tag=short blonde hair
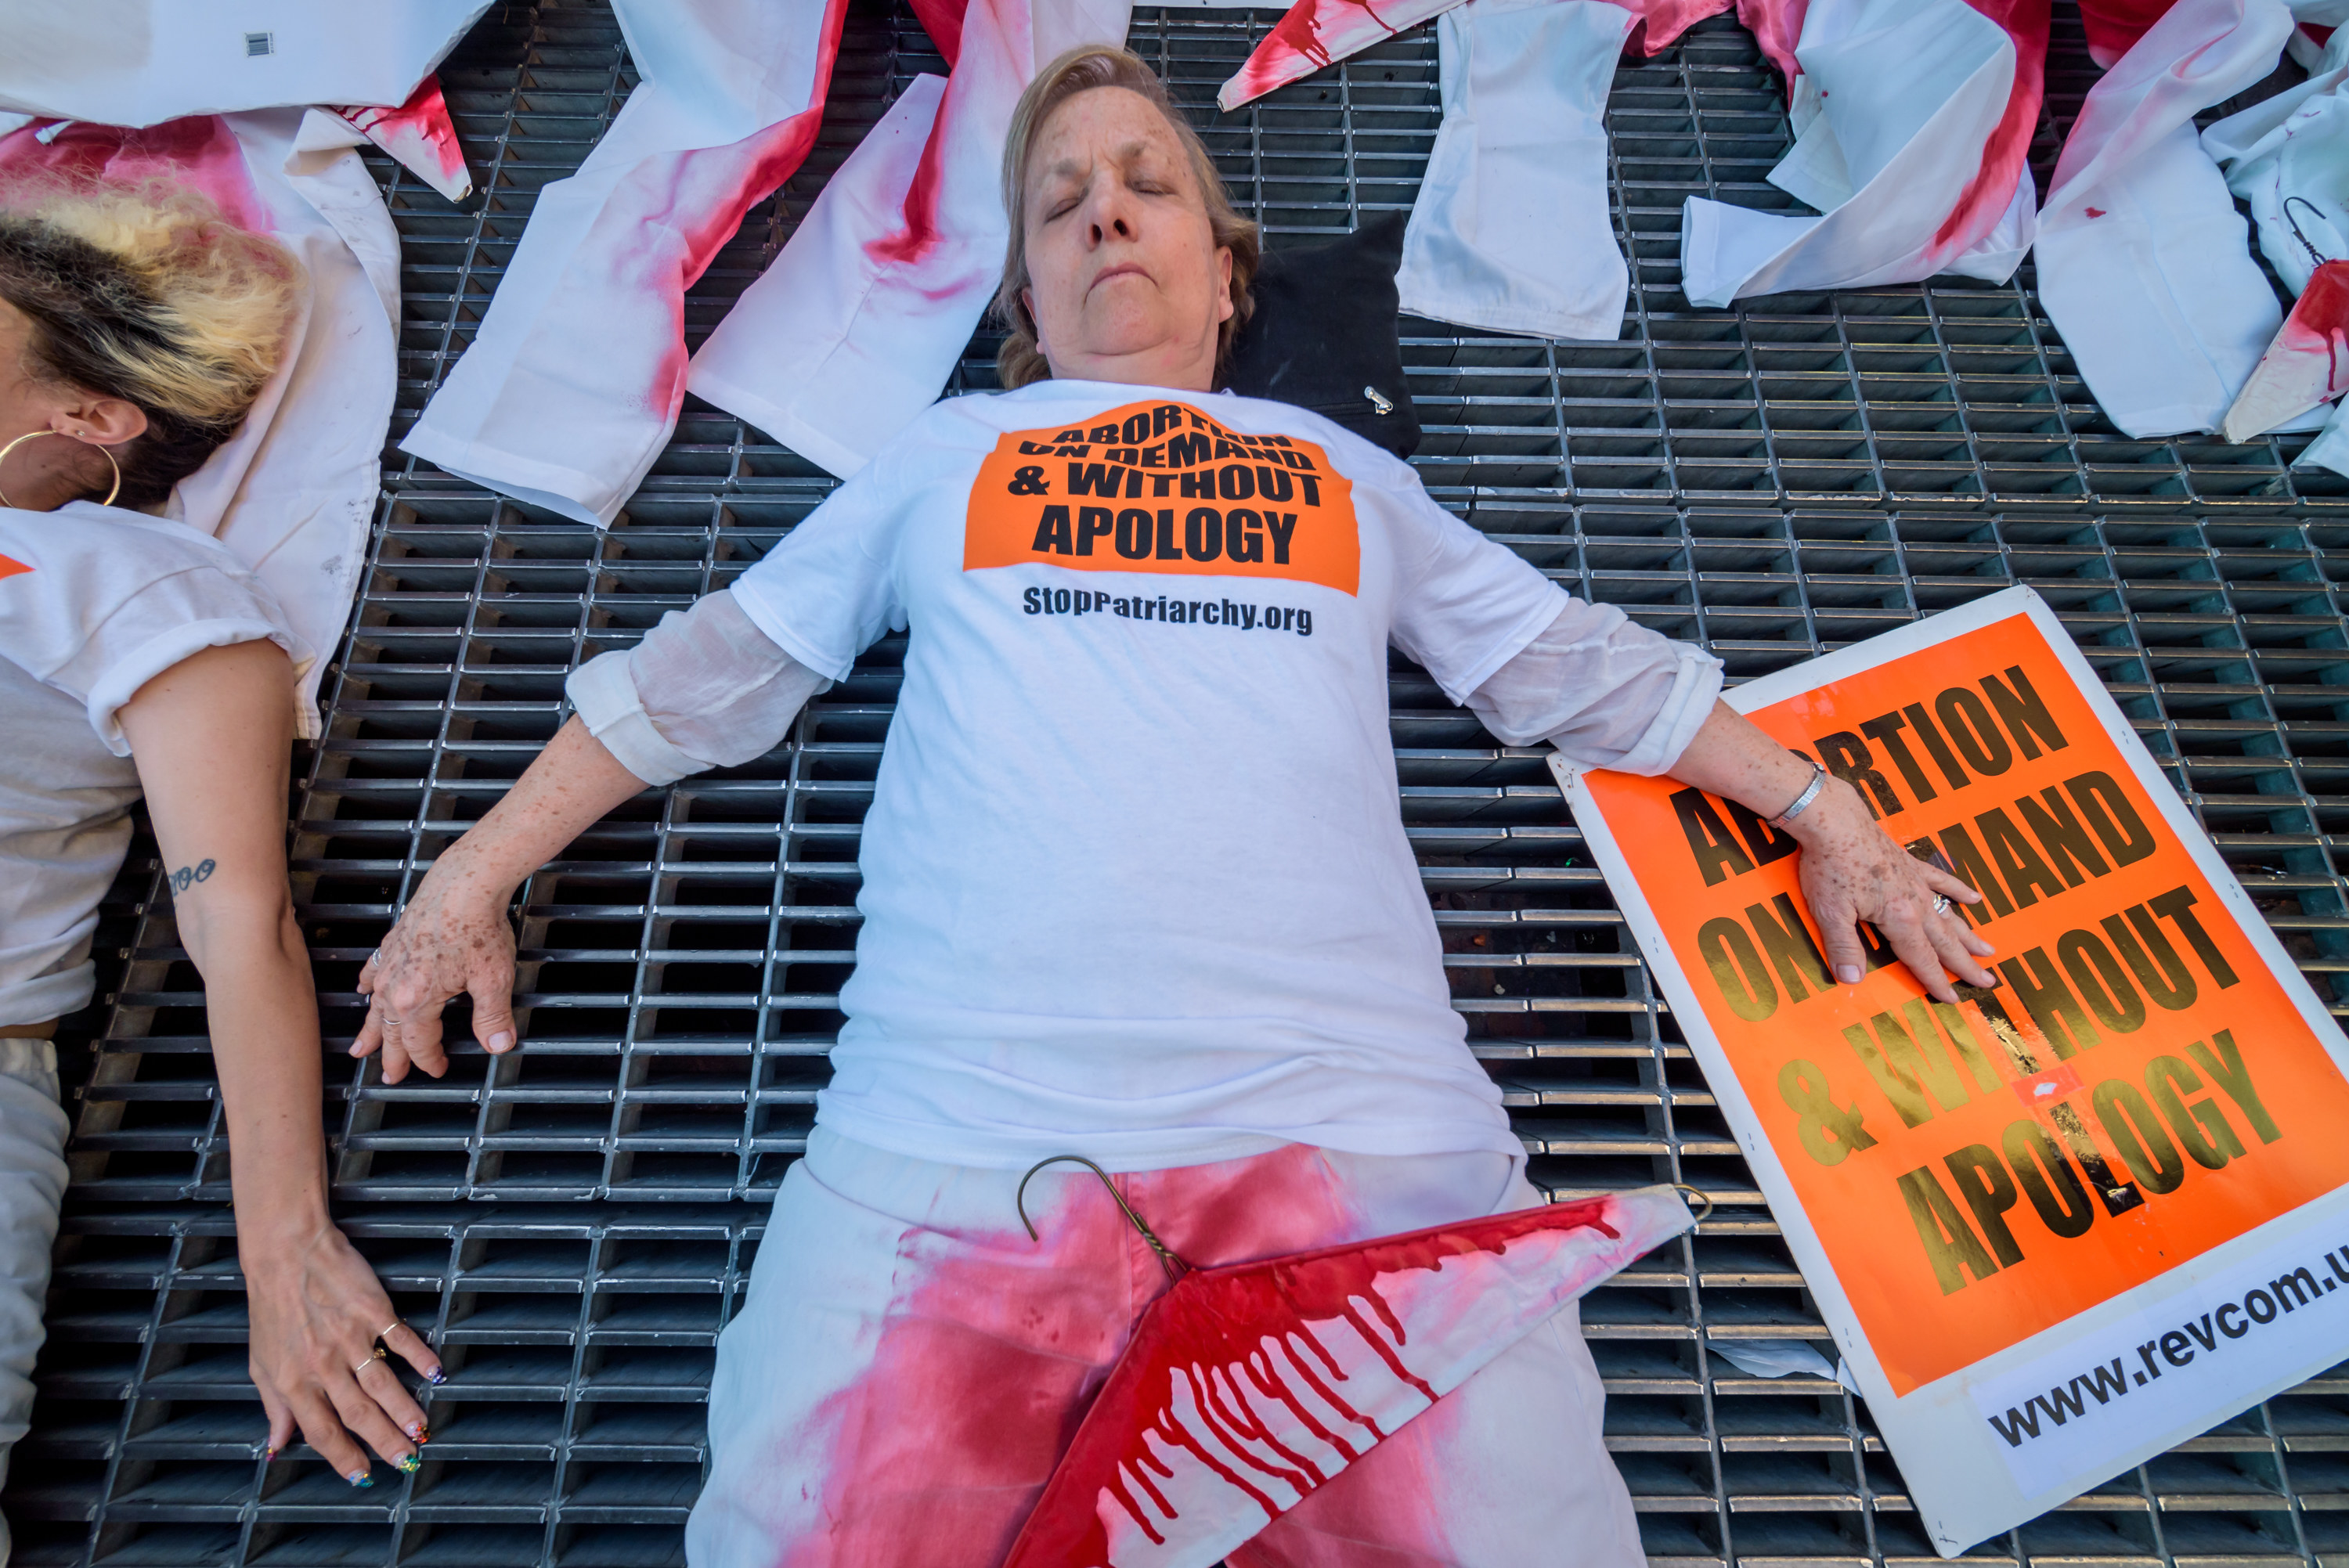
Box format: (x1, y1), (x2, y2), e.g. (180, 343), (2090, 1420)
(994, 45), (1259, 391)
(0, 177), (301, 507)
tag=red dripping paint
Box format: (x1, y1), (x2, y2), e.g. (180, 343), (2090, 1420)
(332, 74), (470, 201)
(2284, 260), (2349, 381)
(911, 0), (971, 66)
(1929, 0), (2050, 261)
(0, 115), (269, 233)
(612, 0), (853, 422)
(867, 124), (946, 268)
(1737, 0), (1807, 92)
(1219, 0), (1419, 111)
(1001, 1197), (1627, 1568)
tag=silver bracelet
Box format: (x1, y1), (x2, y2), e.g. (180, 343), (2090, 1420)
(1772, 760), (1828, 827)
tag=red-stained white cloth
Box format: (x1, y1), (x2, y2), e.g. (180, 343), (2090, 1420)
(2204, 24), (2349, 453)
(1219, 0), (1733, 111)
(687, 1127), (1667, 1568)
(684, 0), (1133, 478)
(0, 110), (403, 734)
(1678, 0), (2048, 307)
(400, 0), (853, 524)
(2033, 0), (2296, 438)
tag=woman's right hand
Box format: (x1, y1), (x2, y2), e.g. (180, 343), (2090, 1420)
(355, 863), (521, 1083)
(246, 1217), (442, 1482)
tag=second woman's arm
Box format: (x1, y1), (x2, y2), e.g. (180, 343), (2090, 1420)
(121, 640), (441, 1484)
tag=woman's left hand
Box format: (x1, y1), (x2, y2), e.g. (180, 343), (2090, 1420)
(244, 1219), (443, 1484)
(1784, 775), (1999, 1004)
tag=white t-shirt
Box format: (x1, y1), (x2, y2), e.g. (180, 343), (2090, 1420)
(0, 504), (309, 1028)
(731, 380), (1644, 1171)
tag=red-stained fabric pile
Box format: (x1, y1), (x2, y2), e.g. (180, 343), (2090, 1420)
(1001, 1184), (1694, 1568)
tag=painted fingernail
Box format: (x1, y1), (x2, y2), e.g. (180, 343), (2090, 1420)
(262, 1445), (277, 1462)
(396, 1453), (421, 1475)
(417, 1426), (431, 1444)
(348, 1470), (374, 1488)
(488, 1031), (514, 1052)
(1837, 965), (1862, 985)
(405, 1422), (423, 1440)
(427, 1367), (446, 1386)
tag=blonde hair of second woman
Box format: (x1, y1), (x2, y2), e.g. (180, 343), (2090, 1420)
(0, 175), (300, 509)
(992, 45), (1261, 391)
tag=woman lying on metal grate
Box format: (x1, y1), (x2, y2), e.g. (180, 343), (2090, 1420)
(357, 45), (1994, 1568)
(0, 175), (439, 1519)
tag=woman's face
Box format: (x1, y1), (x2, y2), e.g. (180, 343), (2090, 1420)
(1019, 86), (1233, 392)
(0, 297), (143, 510)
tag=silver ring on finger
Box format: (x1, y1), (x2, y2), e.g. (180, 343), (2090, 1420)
(381, 1014), (402, 1026)
(1930, 893), (1953, 916)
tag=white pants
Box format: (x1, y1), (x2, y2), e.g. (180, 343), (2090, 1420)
(0, 1040), (70, 1568)
(687, 1127), (1649, 1568)
(400, 0), (850, 524)
(685, 0), (1132, 479)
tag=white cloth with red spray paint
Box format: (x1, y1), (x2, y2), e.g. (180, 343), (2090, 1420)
(0, 110), (404, 735)
(688, 1126), (1672, 1567)
(684, 0), (1134, 479)
(2203, 25), (2349, 460)
(1217, 0), (1735, 110)
(2033, 0), (2297, 438)
(399, 0), (853, 524)
(1678, 0), (2047, 307)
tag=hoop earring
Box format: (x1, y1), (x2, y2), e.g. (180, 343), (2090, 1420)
(0, 429), (124, 510)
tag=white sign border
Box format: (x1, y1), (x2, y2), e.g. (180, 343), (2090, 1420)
(1551, 583), (2349, 1554)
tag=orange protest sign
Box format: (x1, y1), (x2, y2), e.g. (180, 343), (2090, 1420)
(1581, 609), (2349, 1392)
(963, 398), (1359, 594)
(1560, 589), (2349, 1554)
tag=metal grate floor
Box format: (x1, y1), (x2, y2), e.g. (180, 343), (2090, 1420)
(16, 2), (2349, 1563)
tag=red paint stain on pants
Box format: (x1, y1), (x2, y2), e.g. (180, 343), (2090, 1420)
(774, 1143), (1448, 1567)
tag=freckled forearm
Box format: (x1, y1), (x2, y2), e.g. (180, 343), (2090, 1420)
(427, 717), (647, 899)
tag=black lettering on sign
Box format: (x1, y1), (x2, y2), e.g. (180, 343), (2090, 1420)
(1898, 1166), (2003, 1293)
(1674, 789), (1756, 887)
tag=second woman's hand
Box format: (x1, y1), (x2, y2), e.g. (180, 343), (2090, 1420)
(244, 1215), (442, 1483)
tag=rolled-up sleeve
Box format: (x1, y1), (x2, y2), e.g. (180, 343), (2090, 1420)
(1464, 600), (1723, 775)
(566, 589), (828, 785)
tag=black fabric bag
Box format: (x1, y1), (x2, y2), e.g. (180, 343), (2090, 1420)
(1222, 211), (1420, 459)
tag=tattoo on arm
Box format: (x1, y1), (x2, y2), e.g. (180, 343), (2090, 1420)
(168, 859), (217, 894)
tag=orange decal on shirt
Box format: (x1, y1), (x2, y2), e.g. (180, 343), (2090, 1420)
(964, 399), (1359, 594)
(0, 553), (27, 582)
